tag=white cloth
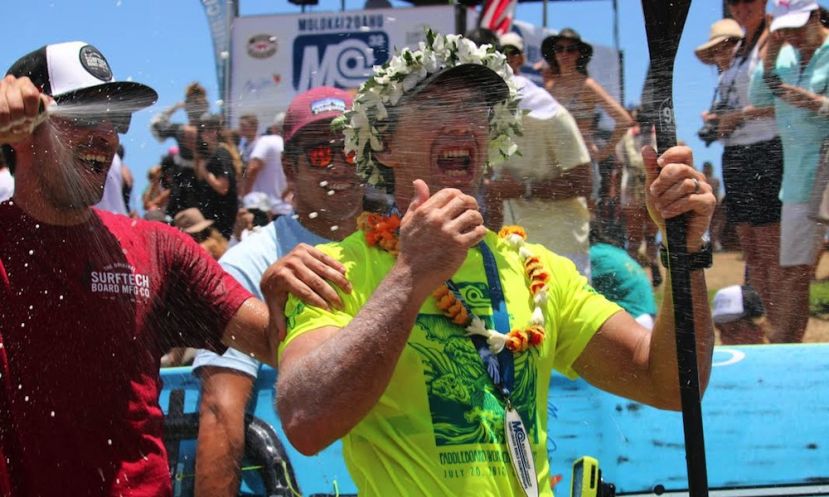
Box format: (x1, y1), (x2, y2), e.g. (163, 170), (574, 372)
(780, 202), (826, 266)
(494, 94), (592, 277)
(718, 41), (779, 147)
(0, 168), (14, 202)
(248, 135), (292, 216)
(512, 74), (561, 119)
(94, 154), (127, 215)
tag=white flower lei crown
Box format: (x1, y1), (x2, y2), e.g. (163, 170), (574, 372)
(331, 28), (523, 186)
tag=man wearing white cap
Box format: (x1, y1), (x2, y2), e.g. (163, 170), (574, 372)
(489, 31), (594, 277)
(0, 42), (282, 496)
(749, 0), (829, 343)
(712, 284), (768, 344)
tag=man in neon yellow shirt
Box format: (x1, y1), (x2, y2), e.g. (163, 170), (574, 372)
(273, 32), (717, 496)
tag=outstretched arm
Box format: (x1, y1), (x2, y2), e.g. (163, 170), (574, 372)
(277, 181), (487, 455)
(574, 146), (716, 410)
(587, 78), (634, 162)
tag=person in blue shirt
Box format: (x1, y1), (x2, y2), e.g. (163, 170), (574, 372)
(588, 226), (657, 330)
(191, 87), (365, 497)
(749, 0), (829, 342)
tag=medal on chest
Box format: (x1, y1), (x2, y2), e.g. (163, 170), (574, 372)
(505, 402), (539, 497)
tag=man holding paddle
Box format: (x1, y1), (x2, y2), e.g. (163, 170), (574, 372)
(272, 31), (716, 496)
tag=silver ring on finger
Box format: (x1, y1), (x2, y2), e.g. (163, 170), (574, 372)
(692, 178), (700, 195)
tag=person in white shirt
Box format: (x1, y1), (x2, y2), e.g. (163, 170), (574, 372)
(241, 115), (292, 216)
(0, 155), (13, 202)
(94, 152), (128, 215)
(488, 32), (594, 277)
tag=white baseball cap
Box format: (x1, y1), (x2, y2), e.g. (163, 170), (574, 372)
(499, 32), (525, 52)
(712, 285), (765, 324)
(770, 0), (820, 32)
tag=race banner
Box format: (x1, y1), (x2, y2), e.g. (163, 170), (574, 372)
(201, 0), (236, 103)
(228, 6), (457, 129)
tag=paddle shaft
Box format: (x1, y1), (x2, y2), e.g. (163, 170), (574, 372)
(641, 1), (710, 496)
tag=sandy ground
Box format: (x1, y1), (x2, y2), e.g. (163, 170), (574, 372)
(667, 250), (829, 343)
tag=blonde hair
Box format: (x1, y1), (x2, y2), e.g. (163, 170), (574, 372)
(185, 82), (207, 102)
(200, 229), (229, 260)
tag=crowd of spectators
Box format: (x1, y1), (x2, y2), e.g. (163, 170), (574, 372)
(1, 1), (825, 495)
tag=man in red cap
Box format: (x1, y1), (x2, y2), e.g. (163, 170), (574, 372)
(192, 87), (364, 497)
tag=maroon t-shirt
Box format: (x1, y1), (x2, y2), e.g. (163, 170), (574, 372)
(0, 201), (253, 497)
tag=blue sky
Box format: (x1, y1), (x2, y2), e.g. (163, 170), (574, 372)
(4, 0), (734, 210)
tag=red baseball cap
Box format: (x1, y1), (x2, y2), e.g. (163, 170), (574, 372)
(282, 87), (353, 144)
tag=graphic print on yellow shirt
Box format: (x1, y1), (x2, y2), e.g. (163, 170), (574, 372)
(281, 230), (621, 496)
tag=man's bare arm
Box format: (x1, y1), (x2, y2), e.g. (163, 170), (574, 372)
(242, 158), (264, 196)
(221, 298), (277, 368)
(574, 145), (715, 409)
(574, 268), (713, 410)
(277, 263), (431, 455)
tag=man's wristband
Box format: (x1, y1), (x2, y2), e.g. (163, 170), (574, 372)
(660, 242), (713, 271)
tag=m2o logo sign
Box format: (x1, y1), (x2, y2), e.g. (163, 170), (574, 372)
(293, 32), (390, 90)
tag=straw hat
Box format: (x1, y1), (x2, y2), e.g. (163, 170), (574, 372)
(695, 19), (744, 65)
(173, 208), (214, 234)
(541, 28), (593, 65)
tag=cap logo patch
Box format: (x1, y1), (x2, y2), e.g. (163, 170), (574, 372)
(79, 45), (113, 82)
(248, 34), (278, 59)
(310, 97), (346, 115)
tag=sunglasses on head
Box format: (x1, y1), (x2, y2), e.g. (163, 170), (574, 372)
(305, 142), (356, 169)
(553, 44), (580, 54)
(727, 0), (756, 5)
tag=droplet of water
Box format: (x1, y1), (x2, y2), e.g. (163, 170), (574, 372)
(50, 411), (55, 417)
(24, 396), (29, 402)
(59, 295), (64, 300)
(17, 384), (22, 390)
(309, 212), (319, 219)
(107, 439), (112, 446)
(327, 190), (335, 196)
(319, 181), (329, 187)
(20, 323), (25, 328)
(28, 250), (33, 256)
(292, 214), (300, 220)
(330, 225), (339, 232)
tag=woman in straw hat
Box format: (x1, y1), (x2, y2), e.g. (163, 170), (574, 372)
(540, 28), (633, 243)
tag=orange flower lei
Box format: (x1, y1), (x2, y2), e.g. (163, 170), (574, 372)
(360, 213), (551, 354)
(357, 212), (402, 256)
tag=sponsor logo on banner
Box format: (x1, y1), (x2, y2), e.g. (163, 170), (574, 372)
(248, 34), (278, 59)
(296, 13), (384, 32)
(242, 75), (282, 94)
(293, 32), (390, 90)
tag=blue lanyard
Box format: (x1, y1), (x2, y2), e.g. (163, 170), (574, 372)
(446, 242), (514, 399)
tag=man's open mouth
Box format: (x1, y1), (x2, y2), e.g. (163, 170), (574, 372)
(435, 145), (476, 182)
(76, 152), (111, 175)
(322, 177), (361, 192)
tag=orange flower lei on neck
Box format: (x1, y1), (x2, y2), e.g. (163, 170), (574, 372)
(359, 212), (550, 354)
